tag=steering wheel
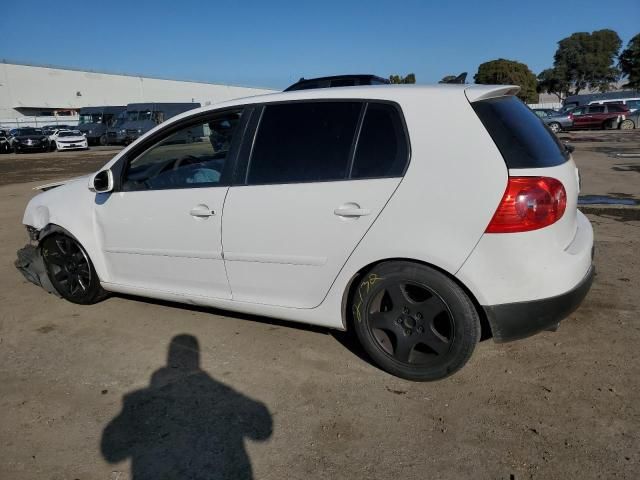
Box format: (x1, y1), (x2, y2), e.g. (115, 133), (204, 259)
(173, 155), (201, 171)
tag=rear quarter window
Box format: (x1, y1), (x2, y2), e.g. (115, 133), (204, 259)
(472, 96), (568, 169)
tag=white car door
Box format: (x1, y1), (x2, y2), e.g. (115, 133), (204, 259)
(95, 109), (245, 299)
(222, 101), (409, 308)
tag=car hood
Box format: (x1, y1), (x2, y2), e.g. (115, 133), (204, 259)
(23, 174), (96, 230)
(34, 174), (90, 191)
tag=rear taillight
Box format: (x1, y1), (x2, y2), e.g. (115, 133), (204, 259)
(486, 176), (567, 233)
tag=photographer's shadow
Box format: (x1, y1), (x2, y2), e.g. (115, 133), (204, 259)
(101, 335), (272, 479)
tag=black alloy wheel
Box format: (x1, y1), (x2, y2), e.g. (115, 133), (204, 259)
(41, 234), (107, 304)
(352, 261), (480, 381)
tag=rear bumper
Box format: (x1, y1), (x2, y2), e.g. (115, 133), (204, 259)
(484, 264), (594, 342)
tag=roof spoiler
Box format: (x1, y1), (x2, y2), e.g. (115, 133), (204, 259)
(465, 85), (521, 103)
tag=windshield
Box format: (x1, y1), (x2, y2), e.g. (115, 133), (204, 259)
(126, 110), (152, 122)
(58, 130), (82, 137)
(15, 128), (43, 136)
(78, 113), (103, 125)
(139, 110), (152, 121)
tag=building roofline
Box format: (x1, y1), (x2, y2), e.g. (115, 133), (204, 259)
(0, 59), (275, 91)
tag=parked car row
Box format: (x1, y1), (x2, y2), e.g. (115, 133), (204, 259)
(532, 103), (634, 132)
(77, 103), (200, 146)
(0, 127), (88, 153)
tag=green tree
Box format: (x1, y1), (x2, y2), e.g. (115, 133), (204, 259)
(536, 68), (569, 102)
(474, 59), (538, 103)
(439, 75), (457, 83)
(389, 73), (416, 84)
(619, 33), (640, 89)
(551, 29), (622, 95)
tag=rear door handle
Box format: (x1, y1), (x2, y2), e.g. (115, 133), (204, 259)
(334, 203), (371, 218)
(190, 204), (215, 217)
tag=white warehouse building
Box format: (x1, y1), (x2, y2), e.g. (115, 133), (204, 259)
(0, 61), (274, 125)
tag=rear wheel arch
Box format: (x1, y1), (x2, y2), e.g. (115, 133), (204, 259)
(341, 257), (492, 340)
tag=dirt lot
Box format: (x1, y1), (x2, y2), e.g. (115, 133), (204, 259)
(0, 132), (638, 479)
(0, 146), (122, 186)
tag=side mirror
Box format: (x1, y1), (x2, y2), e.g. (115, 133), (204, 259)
(90, 169), (114, 193)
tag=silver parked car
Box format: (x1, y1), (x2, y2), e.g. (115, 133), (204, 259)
(532, 109), (573, 133)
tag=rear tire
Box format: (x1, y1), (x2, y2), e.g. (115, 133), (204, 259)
(548, 122), (561, 133)
(99, 134), (107, 146)
(351, 261), (481, 381)
(41, 233), (108, 304)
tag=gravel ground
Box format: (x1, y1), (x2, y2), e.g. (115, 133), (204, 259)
(0, 131), (638, 479)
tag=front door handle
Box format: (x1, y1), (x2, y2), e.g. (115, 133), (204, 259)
(190, 204), (215, 217)
(334, 203), (371, 218)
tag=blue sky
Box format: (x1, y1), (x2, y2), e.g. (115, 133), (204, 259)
(1, 1), (638, 89)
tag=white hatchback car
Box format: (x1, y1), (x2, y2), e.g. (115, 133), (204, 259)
(17, 85), (594, 381)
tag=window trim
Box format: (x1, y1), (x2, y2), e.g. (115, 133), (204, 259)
(112, 106), (253, 192)
(237, 98), (411, 187)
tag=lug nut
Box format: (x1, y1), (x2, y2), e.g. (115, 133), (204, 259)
(404, 329), (412, 336)
(396, 317), (403, 324)
(403, 307), (410, 314)
(416, 312), (423, 320)
(417, 326), (424, 333)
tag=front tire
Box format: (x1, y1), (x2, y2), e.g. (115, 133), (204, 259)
(351, 261), (481, 381)
(41, 234), (108, 304)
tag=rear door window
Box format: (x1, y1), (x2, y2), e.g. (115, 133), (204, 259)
(247, 102), (361, 184)
(351, 103), (409, 179)
(606, 104), (626, 113)
(472, 96), (568, 168)
(588, 106), (605, 114)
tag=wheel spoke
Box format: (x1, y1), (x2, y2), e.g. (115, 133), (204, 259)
(54, 269), (68, 283)
(394, 335), (416, 363)
(55, 238), (69, 255)
(68, 275), (79, 295)
(77, 275), (88, 292)
(385, 283), (408, 310)
(419, 326), (451, 355)
(46, 253), (66, 266)
(418, 295), (447, 320)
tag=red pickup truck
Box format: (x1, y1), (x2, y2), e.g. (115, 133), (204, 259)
(569, 104), (629, 130)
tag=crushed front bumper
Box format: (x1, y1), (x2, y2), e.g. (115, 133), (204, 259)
(15, 244), (60, 297)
